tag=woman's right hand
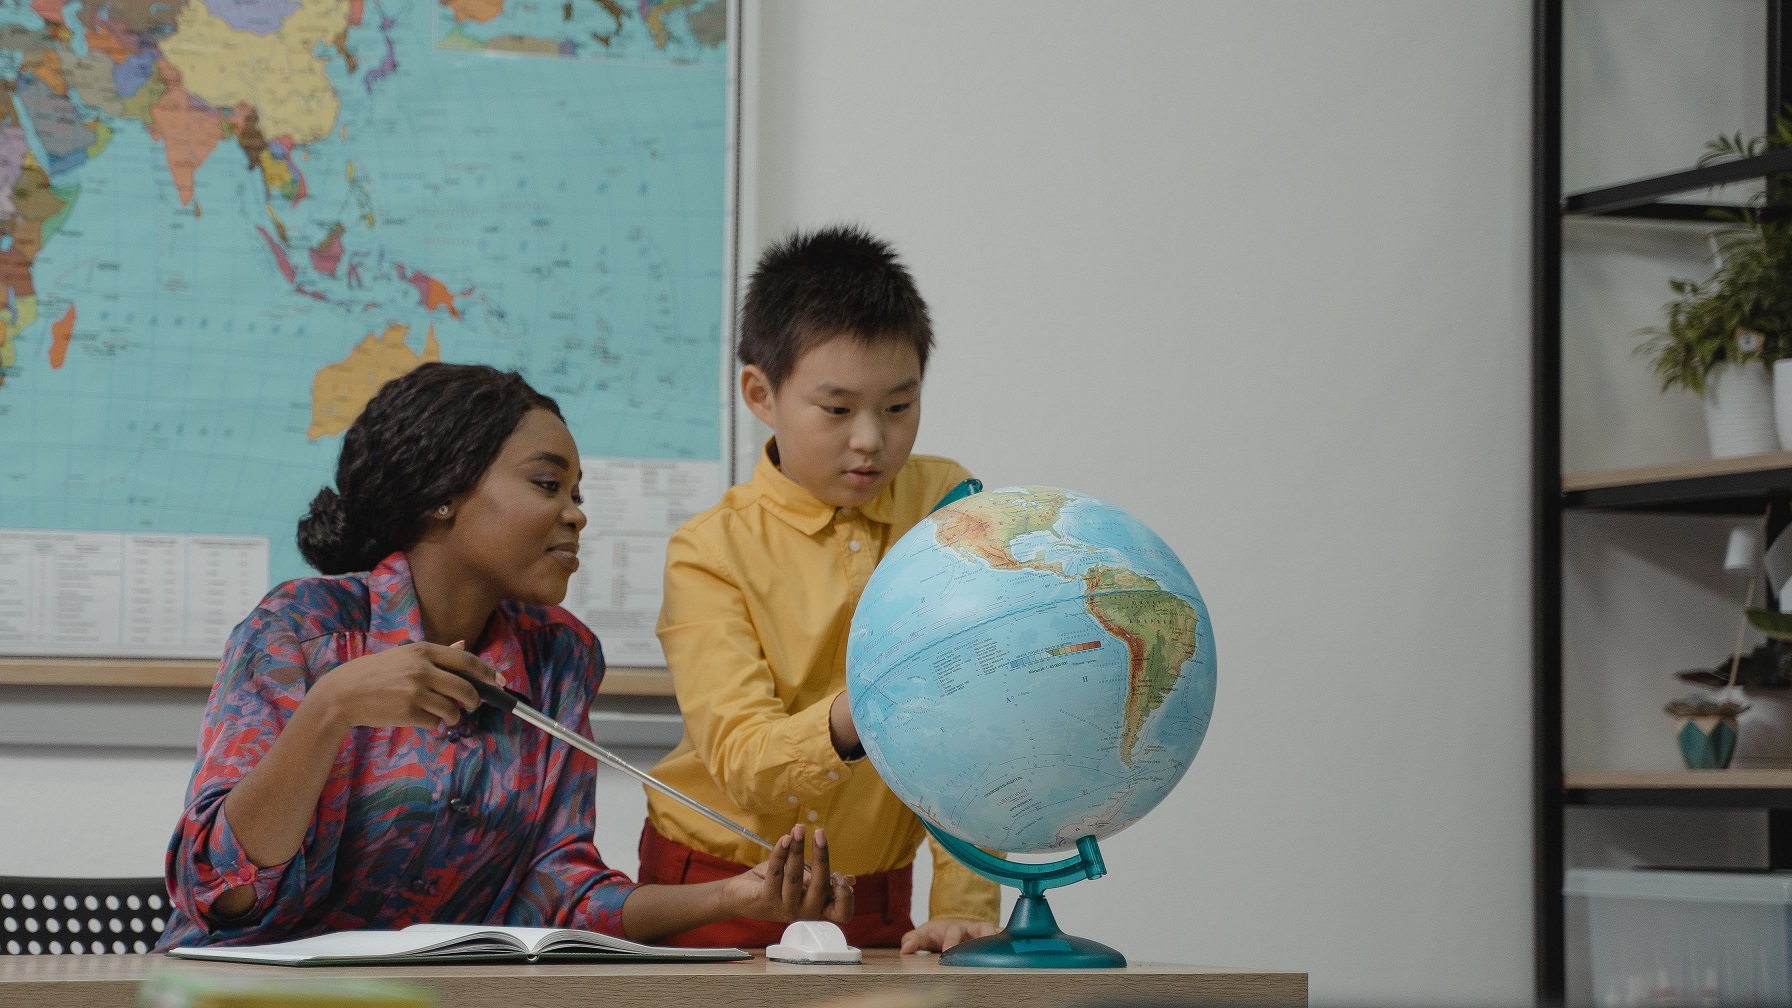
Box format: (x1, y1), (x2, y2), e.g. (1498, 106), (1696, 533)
(304, 641), (506, 730)
(721, 824), (855, 925)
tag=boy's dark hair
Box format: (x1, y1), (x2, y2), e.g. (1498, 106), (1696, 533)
(296, 362), (562, 575)
(738, 225), (933, 389)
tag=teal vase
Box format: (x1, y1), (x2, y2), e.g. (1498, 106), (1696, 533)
(1676, 716), (1739, 769)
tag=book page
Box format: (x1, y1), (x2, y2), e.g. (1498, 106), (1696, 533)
(168, 928), (520, 962)
(404, 923), (580, 955)
(167, 924), (748, 964)
(403, 922), (742, 957)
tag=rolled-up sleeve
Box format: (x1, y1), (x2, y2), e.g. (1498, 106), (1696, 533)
(926, 835), (1002, 925)
(163, 606), (334, 943)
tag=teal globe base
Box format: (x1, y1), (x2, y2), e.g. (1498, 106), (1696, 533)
(923, 823), (1126, 969)
(940, 894), (1126, 969)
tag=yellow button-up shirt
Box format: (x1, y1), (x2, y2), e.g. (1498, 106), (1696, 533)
(648, 444), (999, 924)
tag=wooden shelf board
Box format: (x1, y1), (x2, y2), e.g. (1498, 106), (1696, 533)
(598, 667), (675, 697)
(1567, 769), (1792, 789)
(0, 658), (675, 697)
(1563, 452), (1792, 494)
(0, 658), (218, 689)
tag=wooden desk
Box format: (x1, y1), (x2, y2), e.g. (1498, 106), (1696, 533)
(0, 950), (1306, 1007)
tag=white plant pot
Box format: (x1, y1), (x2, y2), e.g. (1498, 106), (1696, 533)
(1704, 360), (1779, 458)
(1734, 687), (1792, 769)
(1772, 358), (1792, 451)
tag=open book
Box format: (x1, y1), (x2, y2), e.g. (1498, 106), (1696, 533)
(166, 922), (750, 966)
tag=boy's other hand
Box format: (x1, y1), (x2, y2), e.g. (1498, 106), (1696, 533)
(899, 918), (1000, 954)
(828, 692), (863, 759)
(724, 824), (854, 925)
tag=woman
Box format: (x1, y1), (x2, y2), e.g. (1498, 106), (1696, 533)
(159, 363), (850, 949)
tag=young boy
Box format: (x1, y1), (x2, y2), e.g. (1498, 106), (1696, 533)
(639, 226), (1000, 953)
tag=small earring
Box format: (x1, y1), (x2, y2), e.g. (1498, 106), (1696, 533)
(434, 505), (451, 518)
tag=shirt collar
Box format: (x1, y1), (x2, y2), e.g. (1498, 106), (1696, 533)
(367, 551), (526, 693)
(368, 552), (426, 645)
(752, 443), (834, 535)
(753, 440), (898, 534)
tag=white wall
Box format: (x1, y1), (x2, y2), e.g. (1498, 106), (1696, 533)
(0, 746), (196, 877)
(749, 2), (1530, 1005)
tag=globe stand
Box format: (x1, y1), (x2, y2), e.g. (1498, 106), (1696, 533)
(923, 824), (1126, 968)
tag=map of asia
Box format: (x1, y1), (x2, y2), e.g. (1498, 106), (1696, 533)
(0, 0), (726, 601)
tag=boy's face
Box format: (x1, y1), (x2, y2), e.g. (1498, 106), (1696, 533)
(742, 334), (923, 508)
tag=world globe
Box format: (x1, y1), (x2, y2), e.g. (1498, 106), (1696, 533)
(846, 485), (1216, 968)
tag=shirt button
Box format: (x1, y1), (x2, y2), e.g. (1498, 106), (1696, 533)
(807, 810), (819, 822)
(827, 770), (840, 781)
(848, 540), (861, 552)
(840, 507), (854, 517)
(788, 795), (799, 804)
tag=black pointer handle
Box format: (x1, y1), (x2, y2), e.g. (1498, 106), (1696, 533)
(446, 667), (518, 713)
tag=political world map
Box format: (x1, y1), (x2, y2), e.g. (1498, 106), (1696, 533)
(0, 0), (726, 586)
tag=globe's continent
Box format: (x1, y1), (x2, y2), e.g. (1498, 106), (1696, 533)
(846, 487), (1216, 855)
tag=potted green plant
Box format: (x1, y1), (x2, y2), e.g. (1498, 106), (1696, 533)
(1714, 614), (1792, 767)
(1663, 693), (1748, 769)
(1639, 117), (1792, 456)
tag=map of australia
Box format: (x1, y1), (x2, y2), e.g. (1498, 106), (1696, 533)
(0, 0), (726, 584)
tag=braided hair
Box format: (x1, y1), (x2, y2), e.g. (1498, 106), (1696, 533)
(296, 363), (562, 575)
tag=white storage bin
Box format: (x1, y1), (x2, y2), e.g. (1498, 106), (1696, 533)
(1567, 868), (1792, 1007)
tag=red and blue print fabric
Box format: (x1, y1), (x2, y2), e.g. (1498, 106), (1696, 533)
(158, 552), (637, 949)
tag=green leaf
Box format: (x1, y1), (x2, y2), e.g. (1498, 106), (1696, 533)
(1748, 609), (1792, 640)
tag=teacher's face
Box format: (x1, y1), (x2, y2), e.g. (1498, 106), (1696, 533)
(445, 408), (587, 606)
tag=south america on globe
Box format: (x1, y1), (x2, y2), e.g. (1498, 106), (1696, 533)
(846, 485), (1216, 967)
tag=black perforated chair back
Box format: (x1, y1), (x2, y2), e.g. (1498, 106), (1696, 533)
(0, 876), (168, 955)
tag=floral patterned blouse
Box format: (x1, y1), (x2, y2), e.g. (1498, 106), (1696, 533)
(158, 552), (637, 949)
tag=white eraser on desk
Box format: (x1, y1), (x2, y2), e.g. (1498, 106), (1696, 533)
(766, 920), (862, 964)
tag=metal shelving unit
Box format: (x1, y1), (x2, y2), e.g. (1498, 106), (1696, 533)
(1535, 4), (1792, 1000)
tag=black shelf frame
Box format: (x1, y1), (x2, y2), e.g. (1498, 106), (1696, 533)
(1566, 787), (1792, 808)
(1535, 2), (1792, 1003)
(1562, 149), (1792, 218)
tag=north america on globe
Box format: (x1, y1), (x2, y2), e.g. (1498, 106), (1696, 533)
(931, 486), (1201, 765)
(847, 486), (1217, 855)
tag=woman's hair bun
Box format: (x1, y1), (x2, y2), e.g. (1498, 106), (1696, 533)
(296, 486), (382, 575)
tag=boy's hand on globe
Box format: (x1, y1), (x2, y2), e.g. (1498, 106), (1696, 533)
(723, 824), (855, 924)
(900, 917), (1000, 954)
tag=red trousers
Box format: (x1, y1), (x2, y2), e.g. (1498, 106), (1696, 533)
(637, 821), (915, 948)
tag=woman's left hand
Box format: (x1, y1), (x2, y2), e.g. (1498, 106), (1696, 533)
(722, 824), (854, 924)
